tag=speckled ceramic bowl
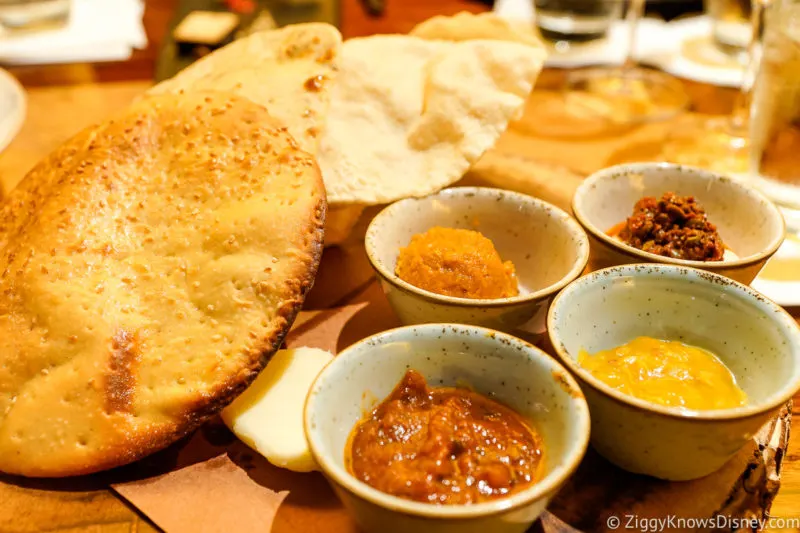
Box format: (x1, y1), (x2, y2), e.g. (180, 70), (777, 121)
(305, 324), (590, 533)
(365, 187), (590, 340)
(572, 163), (785, 284)
(547, 264), (800, 481)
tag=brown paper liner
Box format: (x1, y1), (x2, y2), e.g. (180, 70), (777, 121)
(113, 454), (287, 533)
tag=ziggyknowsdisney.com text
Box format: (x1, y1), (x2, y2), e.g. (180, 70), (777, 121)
(606, 514), (800, 531)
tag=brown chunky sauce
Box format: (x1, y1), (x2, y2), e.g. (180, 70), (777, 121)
(610, 192), (726, 261)
(346, 370), (544, 505)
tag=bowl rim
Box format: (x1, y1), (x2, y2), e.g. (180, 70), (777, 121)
(303, 323), (592, 519)
(365, 186), (591, 308)
(571, 162), (786, 269)
(547, 263), (800, 422)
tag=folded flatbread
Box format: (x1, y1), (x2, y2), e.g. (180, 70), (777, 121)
(0, 92), (326, 477)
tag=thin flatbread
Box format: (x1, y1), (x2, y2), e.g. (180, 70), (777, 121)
(410, 11), (543, 47)
(148, 23), (341, 155)
(318, 35), (546, 205)
(0, 92), (326, 477)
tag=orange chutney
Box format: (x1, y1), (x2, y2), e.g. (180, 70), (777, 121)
(346, 370), (544, 505)
(395, 227), (519, 299)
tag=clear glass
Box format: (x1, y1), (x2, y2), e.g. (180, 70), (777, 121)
(534, 0), (690, 136)
(706, 0), (753, 53)
(0, 0), (70, 33)
(535, 0), (624, 42)
(749, 0), (800, 228)
(660, 0), (765, 176)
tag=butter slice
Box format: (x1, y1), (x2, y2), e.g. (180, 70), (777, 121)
(221, 347), (334, 472)
(173, 11), (239, 45)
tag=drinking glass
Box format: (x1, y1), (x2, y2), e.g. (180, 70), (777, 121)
(533, 0), (690, 135)
(706, 0), (753, 54)
(535, 0), (623, 42)
(659, 0), (765, 176)
(749, 0), (800, 229)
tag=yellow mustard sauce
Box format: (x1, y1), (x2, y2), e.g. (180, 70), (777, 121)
(578, 337), (747, 410)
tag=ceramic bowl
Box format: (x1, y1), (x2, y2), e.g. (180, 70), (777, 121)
(547, 264), (800, 481)
(305, 324), (591, 533)
(572, 163), (785, 285)
(365, 187), (590, 340)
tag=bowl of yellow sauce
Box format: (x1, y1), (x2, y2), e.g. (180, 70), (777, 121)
(548, 264), (800, 481)
(578, 337), (747, 411)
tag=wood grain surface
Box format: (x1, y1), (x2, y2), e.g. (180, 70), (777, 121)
(0, 1), (799, 531)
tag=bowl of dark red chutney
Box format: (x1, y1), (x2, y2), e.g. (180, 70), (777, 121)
(571, 162), (785, 285)
(304, 323), (591, 533)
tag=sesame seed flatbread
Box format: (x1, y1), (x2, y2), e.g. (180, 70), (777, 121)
(0, 92), (325, 477)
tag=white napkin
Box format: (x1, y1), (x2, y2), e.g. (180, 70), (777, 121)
(494, 0), (536, 21)
(0, 0), (147, 65)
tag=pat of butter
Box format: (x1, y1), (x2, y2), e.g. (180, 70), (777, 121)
(221, 347), (334, 472)
(173, 11), (239, 45)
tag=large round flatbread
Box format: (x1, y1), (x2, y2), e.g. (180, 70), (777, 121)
(0, 92), (326, 477)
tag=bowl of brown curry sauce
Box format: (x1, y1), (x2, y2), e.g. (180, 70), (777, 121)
(304, 323), (590, 533)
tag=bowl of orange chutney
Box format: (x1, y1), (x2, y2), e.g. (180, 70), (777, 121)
(547, 264), (800, 481)
(365, 187), (590, 340)
(304, 324), (590, 533)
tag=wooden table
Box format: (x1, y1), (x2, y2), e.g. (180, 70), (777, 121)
(0, 1), (799, 532)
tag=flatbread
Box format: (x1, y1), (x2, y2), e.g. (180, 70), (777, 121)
(148, 23), (341, 155)
(0, 92), (326, 477)
(318, 35), (546, 205)
(410, 11), (543, 47)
